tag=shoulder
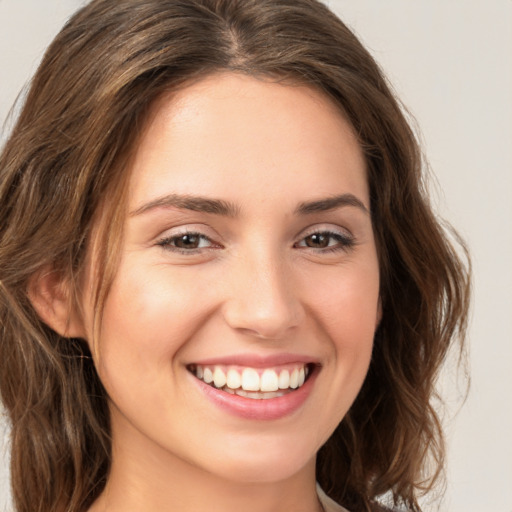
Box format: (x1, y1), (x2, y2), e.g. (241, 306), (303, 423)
(317, 485), (398, 512)
(317, 485), (350, 512)
(371, 502), (405, 512)
(371, 504), (394, 512)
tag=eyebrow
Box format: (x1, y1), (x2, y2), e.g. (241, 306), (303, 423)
(130, 192), (369, 217)
(295, 194), (369, 215)
(130, 193), (240, 217)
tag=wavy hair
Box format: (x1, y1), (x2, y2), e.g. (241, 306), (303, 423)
(0, 1), (470, 511)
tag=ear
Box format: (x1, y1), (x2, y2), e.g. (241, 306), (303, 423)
(27, 267), (86, 338)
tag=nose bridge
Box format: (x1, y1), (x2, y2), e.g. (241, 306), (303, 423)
(223, 242), (303, 339)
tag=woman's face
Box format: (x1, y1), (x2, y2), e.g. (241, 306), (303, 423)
(80, 73), (380, 484)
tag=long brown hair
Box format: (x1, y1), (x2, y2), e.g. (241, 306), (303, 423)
(0, 1), (470, 511)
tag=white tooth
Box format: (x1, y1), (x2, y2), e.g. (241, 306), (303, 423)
(290, 368), (299, 389)
(278, 370), (290, 389)
(263, 391), (279, 399)
(213, 367), (227, 388)
(226, 368), (241, 389)
(260, 369), (279, 392)
(298, 367), (305, 387)
(305, 365), (310, 377)
(235, 389), (248, 397)
(246, 392), (262, 399)
(203, 367), (213, 384)
(196, 366), (203, 379)
(241, 368), (260, 391)
(224, 387), (235, 394)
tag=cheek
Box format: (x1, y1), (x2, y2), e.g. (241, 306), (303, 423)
(93, 261), (215, 391)
(102, 265), (205, 346)
(307, 261), (380, 345)
(306, 260), (379, 402)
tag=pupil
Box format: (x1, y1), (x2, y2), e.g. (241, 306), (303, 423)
(307, 234), (329, 248)
(176, 234), (199, 248)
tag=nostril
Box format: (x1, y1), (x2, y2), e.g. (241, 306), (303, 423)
(222, 300), (304, 340)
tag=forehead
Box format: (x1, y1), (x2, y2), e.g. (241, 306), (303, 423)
(128, 72), (368, 212)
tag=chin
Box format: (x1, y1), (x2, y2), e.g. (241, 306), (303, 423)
(200, 434), (317, 484)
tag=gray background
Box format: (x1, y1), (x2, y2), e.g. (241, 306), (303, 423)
(1, 1), (511, 510)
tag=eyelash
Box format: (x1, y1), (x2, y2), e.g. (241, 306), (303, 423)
(293, 230), (355, 253)
(156, 231), (217, 254)
(156, 229), (355, 255)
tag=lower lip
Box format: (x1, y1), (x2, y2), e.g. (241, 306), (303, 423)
(190, 368), (318, 421)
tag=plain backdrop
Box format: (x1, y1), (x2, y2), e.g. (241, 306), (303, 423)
(1, 1), (511, 511)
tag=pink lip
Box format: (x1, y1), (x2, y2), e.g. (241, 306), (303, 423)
(190, 352), (318, 368)
(189, 364), (319, 421)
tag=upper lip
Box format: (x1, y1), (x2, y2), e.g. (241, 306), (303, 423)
(188, 352), (319, 368)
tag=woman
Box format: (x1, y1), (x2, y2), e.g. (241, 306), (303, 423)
(0, 1), (470, 511)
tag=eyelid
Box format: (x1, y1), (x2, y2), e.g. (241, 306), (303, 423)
(155, 225), (222, 253)
(294, 224), (356, 252)
(299, 223), (353, 238)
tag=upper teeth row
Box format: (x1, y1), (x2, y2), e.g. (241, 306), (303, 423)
(193, 365), (309, 392)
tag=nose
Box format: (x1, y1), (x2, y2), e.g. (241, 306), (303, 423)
(222, 250), (304, 340)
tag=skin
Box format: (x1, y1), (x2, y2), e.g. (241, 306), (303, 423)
(58, 73), (381, 511)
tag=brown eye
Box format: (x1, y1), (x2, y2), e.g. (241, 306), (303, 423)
(174, 234), (201, 249)
(304, 233), (330, 248)
(157, 232), (214, 252)
(295, 231), (355, 252)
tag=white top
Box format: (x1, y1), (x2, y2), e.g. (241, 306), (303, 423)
(317, 485), (350, 512)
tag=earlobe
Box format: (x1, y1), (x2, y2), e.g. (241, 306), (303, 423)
(27, 267), (86, 339)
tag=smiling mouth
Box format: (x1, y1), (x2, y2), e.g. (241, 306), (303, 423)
(187, 363), (314, 400)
